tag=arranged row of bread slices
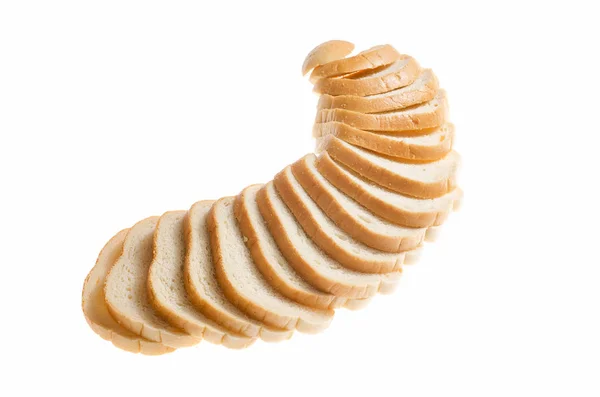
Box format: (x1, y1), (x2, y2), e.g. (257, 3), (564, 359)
(82, 41), (461, 354)
(82, 147), (460, 354)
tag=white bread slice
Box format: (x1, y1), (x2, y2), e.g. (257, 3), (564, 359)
(104, 217), (199, 348)
(316, 89), (447, 132)
(184, 200), (292, 342)
(147, 211), (255, 349)
(256, 181), (402, 298)
(310, 44), (401, 82)
(302, 40), (355, 76)
(291, 154), (427, 253)
(319, 136), (459, 199)
(316, 152), (462, 227)
(313, 56), (420, 96)
(236, 185), (371, 310)
(82, 229), (174, 355)
(209, 197), (334, 333)
(274, 164), (420, 273)
(314, 122), (454, 161)
(317, 69), (438, 113)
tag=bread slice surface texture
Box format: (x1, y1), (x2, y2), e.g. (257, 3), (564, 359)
(236, 185), (367, 310)
(316, 152), (462, 227)
(256, 181), (401, 298)
(82, 229), (174, 355)
(209, 196), (334, 333)
(148, 210), (255, 349)
(184, 200), (292, 342)
(292, 154), (427, 252)
(274, 165), (419, 273)
(104, 217), (199, 348)
(320, 136), (459, 198)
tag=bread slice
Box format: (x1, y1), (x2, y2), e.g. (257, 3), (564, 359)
(147, 210), (255, 349)
(82, 229), (174, 355)
(310, 44), (401, 82)
(319, 136), (459, 199)
(236, 185), (370, 310)
(184, 200), (292, 342)
(256, 181), (402, 298)
(302, 40), (355, 76)
(291, 154), (427, 253)
(316, 152), (462, 227)
(314, 122), (454, 161)
(104, 217), (199, 348)
(316, 89), (447, 132)
(313, 56), (420, 96)
(317, 69), (438, 113)
(274, 164), (421, 273)
(209, 197), (334, 333)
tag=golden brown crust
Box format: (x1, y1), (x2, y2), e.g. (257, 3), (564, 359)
(315, 90), (447, 132)
(315, 152), (460, 227)
(313, 56), (420, 96)
(314, 122), (454, 161)
(317, 69), (439, 113)
(310, 44), (400, 82)
(291, 155), (424, 253)
(321, 136), (458, 199)
(302, 40), (355, 76)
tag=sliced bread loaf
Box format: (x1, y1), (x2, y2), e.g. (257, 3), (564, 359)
(314, 122), (454, 161)
(82, 229), (174, 355)
(104, 217), (199, 348)
(291, 154), (427, 252)
(302, 40), (355, 76)
(317, 69), (439, 113)
(316, 152), (463, 227)
(310, 44), (401, 82)
(209, 197), (334, 333)
(316, 89), (447, 132)
(318, 136), (459, 199)
(256, 181), (402, 298)
(184, 200), (292, 342)
(274, 164), (420, 273)
(313, 56), (420, 96)
(147, 210), (255, 349)
(236, 185), (370, 310)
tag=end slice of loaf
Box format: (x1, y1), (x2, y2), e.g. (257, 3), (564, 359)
(82, 229), (174, 355)
(147, 210), (255, 349)
(302, 40), (355, 76)
(210, 197), (334, 334)
(310, 44), (401, 82)
(274, 164), (420, 273)
(313, 56), (420, 96)
(184, 200), (292, 342)
(292, 154), (427, 252)
(316, 152), (463, 227)
(314, 122), (454, 161)
(256, 181), (401, 298)
(315, 89), (447, 132)
(317, 69), (439, 113)
(104, 217), (199, 348)
(236, 185), (369, 310)
(320, 136), (460, 199)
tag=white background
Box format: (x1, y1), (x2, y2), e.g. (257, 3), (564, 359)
(1, 1), (599, 396)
